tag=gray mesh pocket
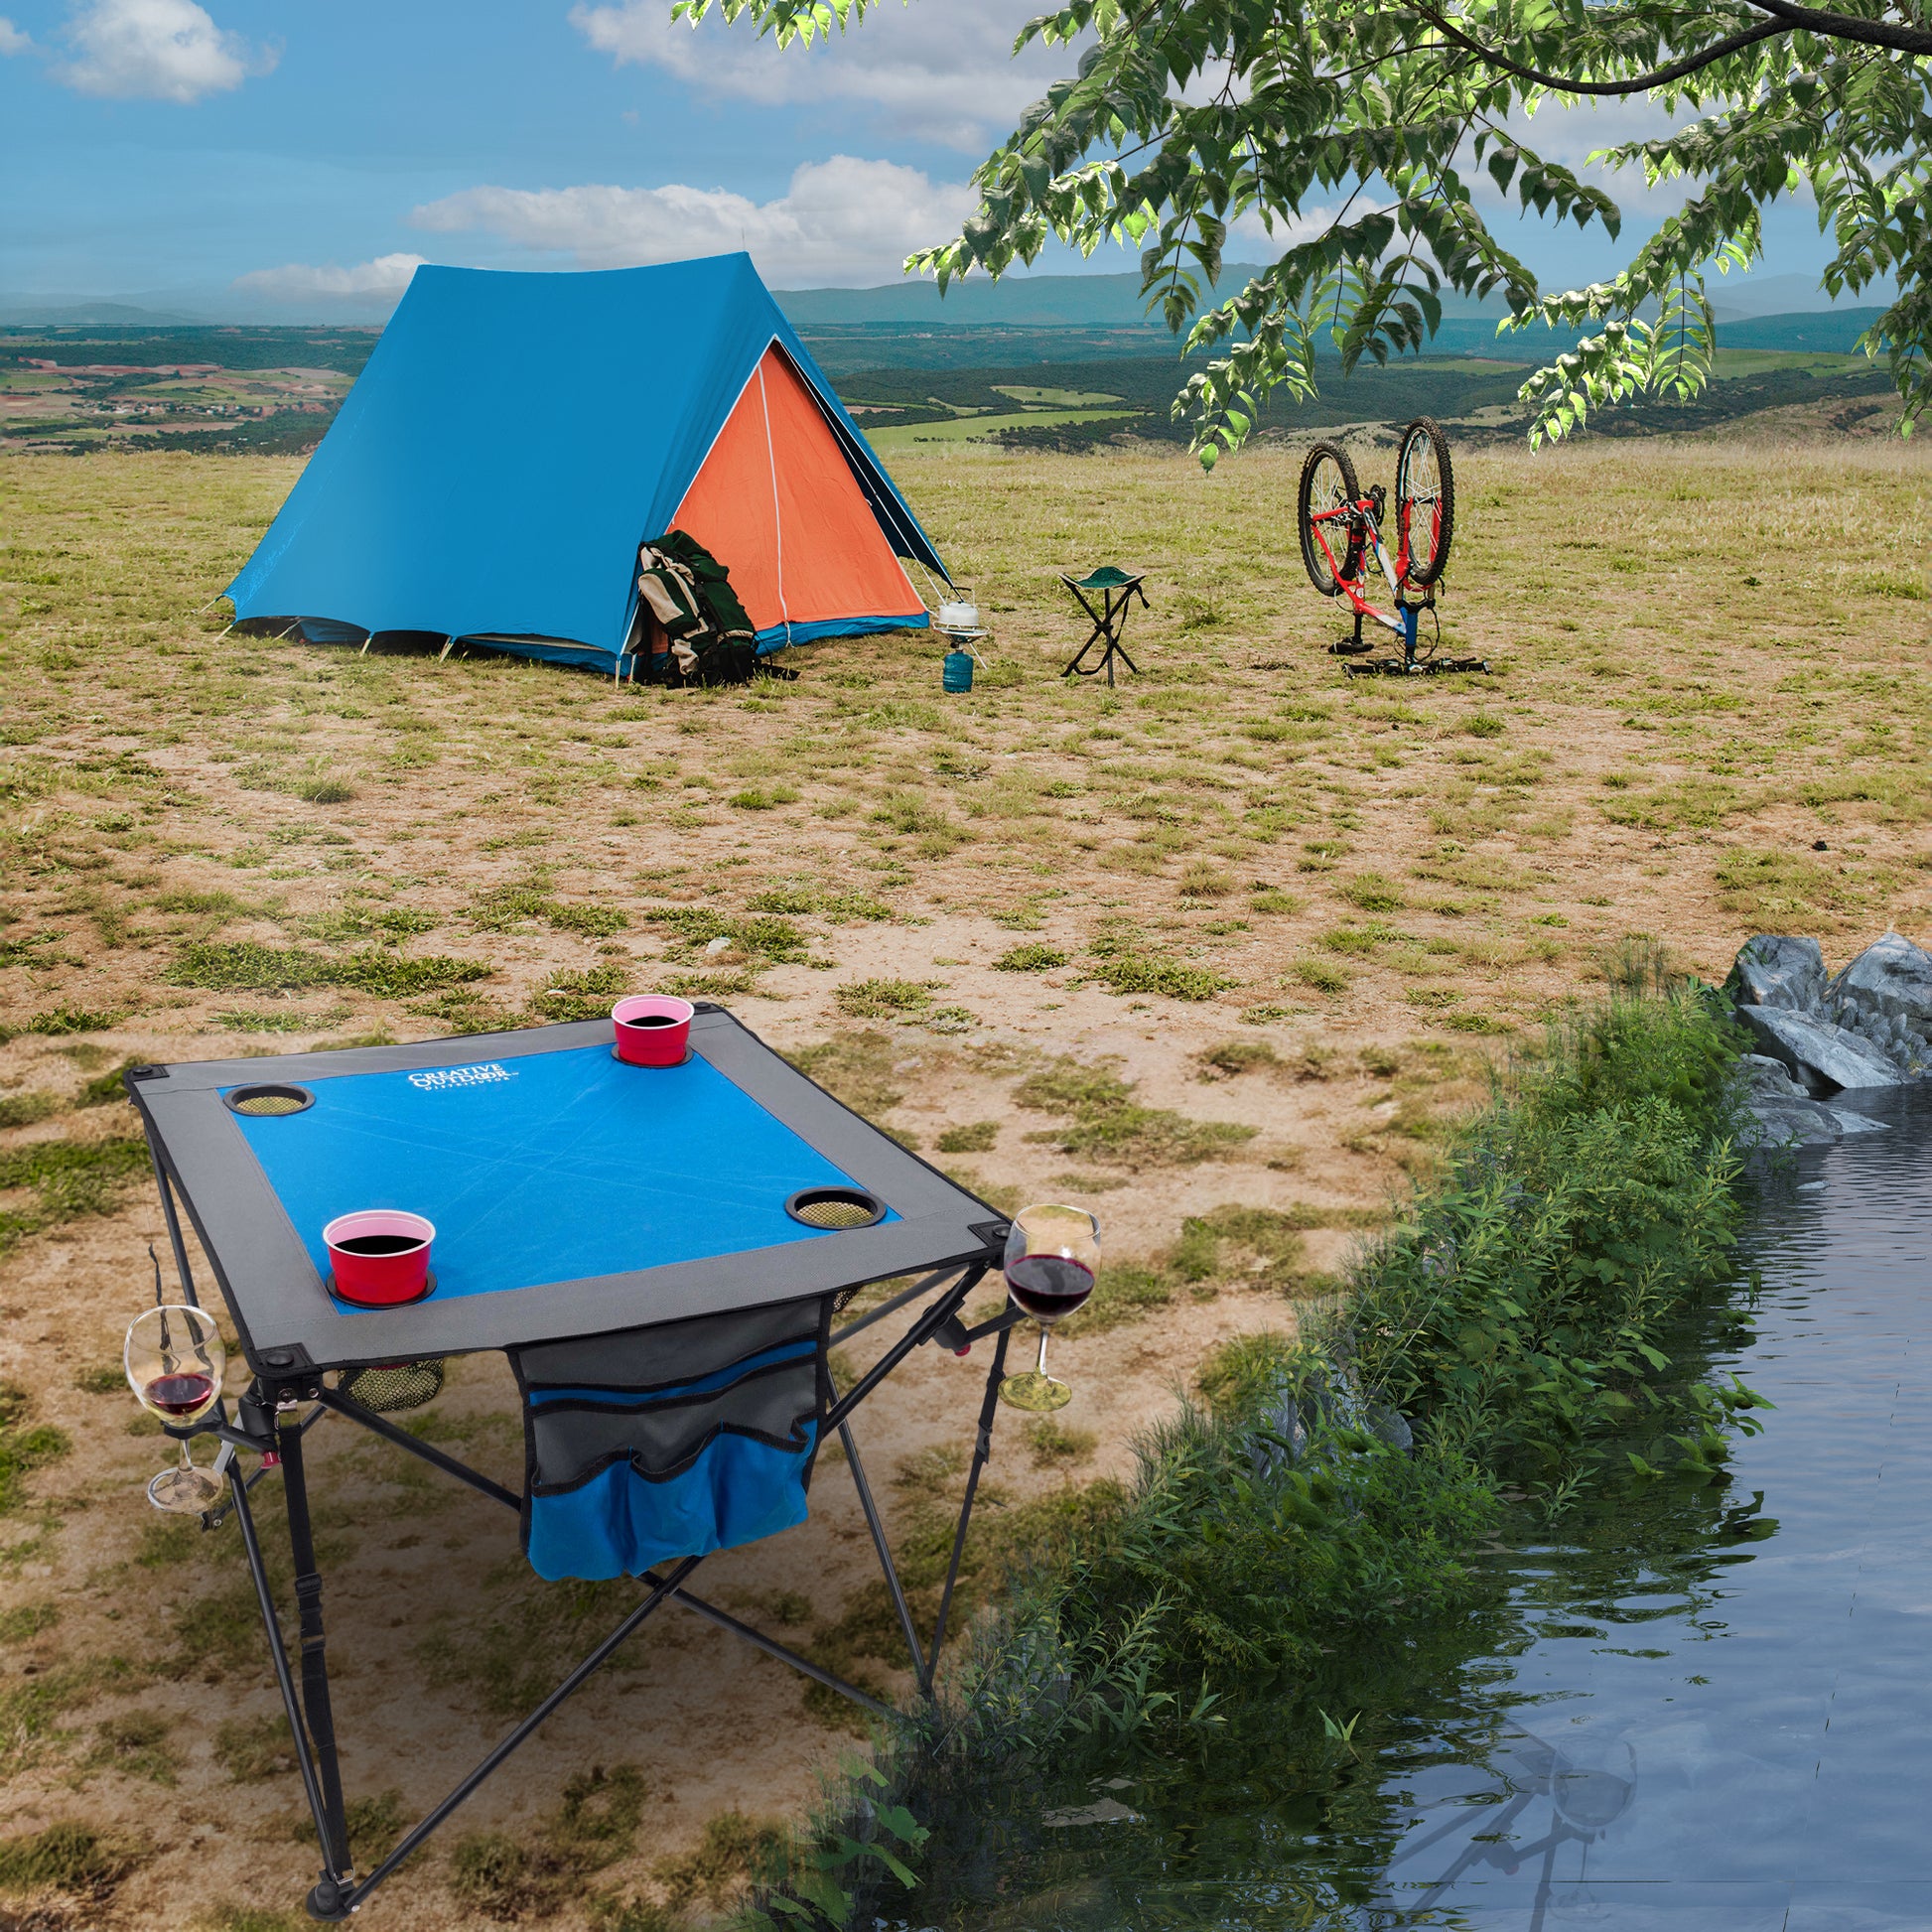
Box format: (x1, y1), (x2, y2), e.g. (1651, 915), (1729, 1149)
(512, 1296), (831, 1496)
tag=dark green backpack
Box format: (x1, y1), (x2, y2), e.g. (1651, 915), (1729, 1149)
(634, 531), (761, 688)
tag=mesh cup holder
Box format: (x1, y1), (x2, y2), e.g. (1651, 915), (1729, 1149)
(340, 1360), (446, 1413)
(223, 1083), (315, 1118)
(785, 1186), (886, 1230)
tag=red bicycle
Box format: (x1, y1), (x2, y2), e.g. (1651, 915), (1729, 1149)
(1297, 417), (1485, 675)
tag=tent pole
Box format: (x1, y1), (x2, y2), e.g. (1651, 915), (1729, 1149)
(439, 637), (456, 661)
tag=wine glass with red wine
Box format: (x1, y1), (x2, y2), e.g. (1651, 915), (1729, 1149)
(998, 1204), (1099, 1413)
(124, 1305), (226, 1514)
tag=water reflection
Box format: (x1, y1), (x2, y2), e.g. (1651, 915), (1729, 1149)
(904, 1086), (1932, 1931)
(1387, 1724), (1636, 1928)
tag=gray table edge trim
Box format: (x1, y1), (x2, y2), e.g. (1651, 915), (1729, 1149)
(129, 1009), (1005, 1373)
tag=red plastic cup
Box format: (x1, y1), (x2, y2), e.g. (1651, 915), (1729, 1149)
(613, 994), (694, 1066)
(324, 1209), (435, 1306)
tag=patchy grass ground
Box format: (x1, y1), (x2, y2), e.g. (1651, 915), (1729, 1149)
(0, 434), (1928, 1929)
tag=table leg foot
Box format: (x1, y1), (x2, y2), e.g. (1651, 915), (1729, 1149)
(306, 1873), (353, 1922)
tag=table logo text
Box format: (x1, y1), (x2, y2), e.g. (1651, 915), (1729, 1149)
(407, 1061), (517, 1092)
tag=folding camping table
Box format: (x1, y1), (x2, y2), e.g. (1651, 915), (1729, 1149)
(125, 1008), (1021, 1922)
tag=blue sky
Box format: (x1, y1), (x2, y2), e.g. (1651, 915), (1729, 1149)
(0, 0), (1859, 312)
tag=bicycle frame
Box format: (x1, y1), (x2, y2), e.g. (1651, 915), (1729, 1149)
(1309, 491), (1433, 660)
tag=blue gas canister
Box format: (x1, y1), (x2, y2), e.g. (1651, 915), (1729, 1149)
(942, 649), (975, 693)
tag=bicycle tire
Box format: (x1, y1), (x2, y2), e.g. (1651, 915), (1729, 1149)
(1395, 416), (1454, 587)
(1299, 442), (1363, 597)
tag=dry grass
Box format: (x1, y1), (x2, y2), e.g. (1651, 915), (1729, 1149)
(1, 434), (1929, 1927)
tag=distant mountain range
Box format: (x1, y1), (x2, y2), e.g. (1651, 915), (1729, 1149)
(779, 264), (1893, 331)
(1, 298), (211, 327)
(0, 265), (1892, 377)
(0, 261), (1898, 334)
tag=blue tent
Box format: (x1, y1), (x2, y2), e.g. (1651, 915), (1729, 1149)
(225, 255), (948, 673)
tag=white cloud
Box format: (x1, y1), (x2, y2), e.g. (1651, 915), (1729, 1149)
(1483, 98), (1711, 221)
(0, 16), (33, 54)
(53, 0), (273, 103)
(233, 253), (428, 301)
(413, 157), (977, 286)
(1228, 203), (1352, 255)
(569, 0), (1077, 151)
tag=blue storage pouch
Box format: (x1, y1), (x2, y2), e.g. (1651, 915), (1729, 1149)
(510, 1296), (832, 1582)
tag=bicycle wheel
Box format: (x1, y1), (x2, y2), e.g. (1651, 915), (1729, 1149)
(1299, 442), (1363, 596)
(1395, 416), (1454, 586)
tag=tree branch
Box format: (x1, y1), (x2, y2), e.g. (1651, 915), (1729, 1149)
(1746, 0), (1932, 56)
(1404, 1), (1794, 93)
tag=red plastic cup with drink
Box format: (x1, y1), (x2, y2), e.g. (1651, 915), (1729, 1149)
(324, 1209), (435, 1306)
(612, 995), (694, 1066)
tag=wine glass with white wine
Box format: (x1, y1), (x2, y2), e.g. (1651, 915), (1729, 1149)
(997, 1203), (1098, 1413)
(124, 1305), (225, 1514)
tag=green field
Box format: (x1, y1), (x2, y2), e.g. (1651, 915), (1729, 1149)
(867, 403), (1145, 447)
(992, 384), (1126, 406)
(3, 324), (1903, 460)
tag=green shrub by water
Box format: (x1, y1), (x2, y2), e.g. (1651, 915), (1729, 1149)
(746, 976), (1759, 1928)
(1348, 990), (1746, 1479)
(1016, 979), (1750, 1687)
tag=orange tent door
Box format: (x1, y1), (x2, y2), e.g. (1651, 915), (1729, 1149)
(670, 345), (923, 640)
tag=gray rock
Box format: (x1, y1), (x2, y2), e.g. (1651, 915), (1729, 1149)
(1250, 1395), (1307, 1479)
(1828, 1106), (1889, 1135)
(1828, 931), (1932, 1027)
(1726, 936), (1828, 1011)
(1822, 932), (1932, 1071)
(1735, 1004), (1904, 1094)
(1744, 1100), (1845, 1147)
(1366, 1403), (1415, 1454)
(1741, 1053), (1807, 1102)
(1041, 1797), (1142, 1827)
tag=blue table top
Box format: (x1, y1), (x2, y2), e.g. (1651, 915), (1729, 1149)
(227, 1043), (883, 1307)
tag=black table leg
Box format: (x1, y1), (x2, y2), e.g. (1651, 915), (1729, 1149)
(840, 1420), (928, 1684)
(922, 1320), (1012, 1693)
(278, 1418), (352, 1896)
(331, 1556), (703, 1918)
(227, 1463), (348, 1906)
(144, 1134), (202, 1309)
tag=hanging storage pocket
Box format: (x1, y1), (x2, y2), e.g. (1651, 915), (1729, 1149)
(511, 1297), (833, 1582)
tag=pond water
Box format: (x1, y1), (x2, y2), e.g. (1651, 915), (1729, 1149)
(920, 1086), (1932, 1931)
